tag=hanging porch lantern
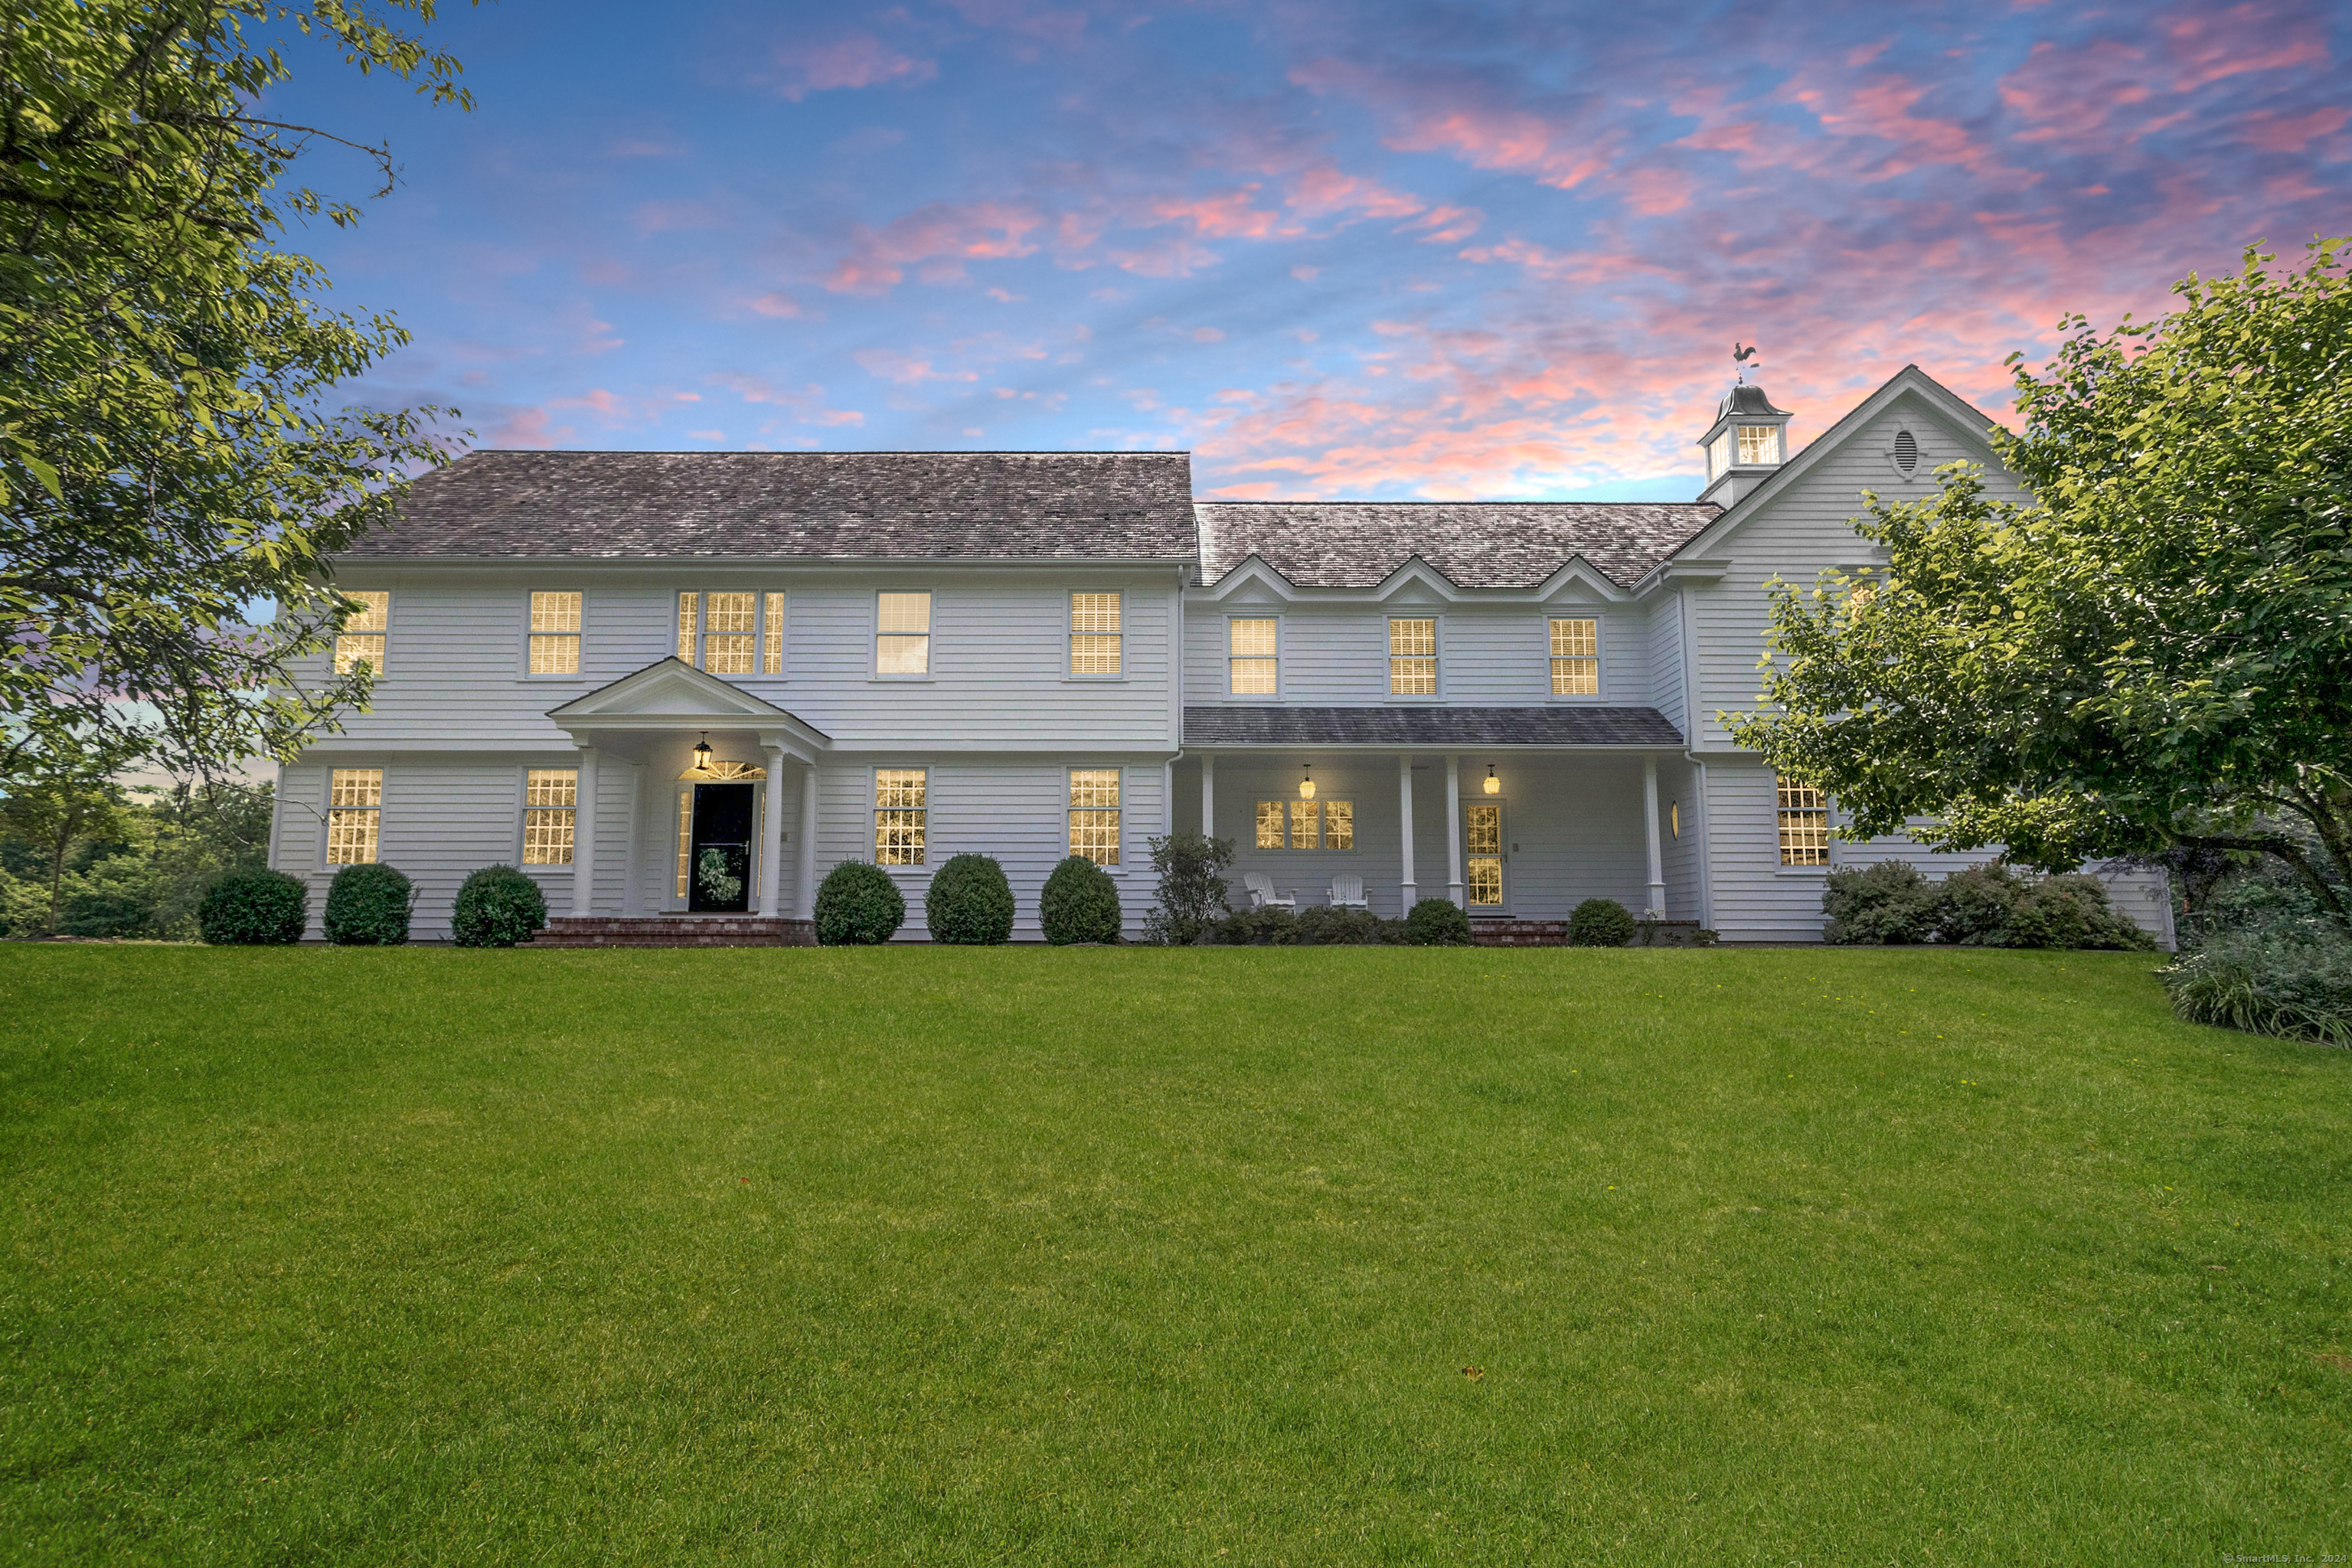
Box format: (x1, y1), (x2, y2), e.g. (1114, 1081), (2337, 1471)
(1298, 764), (1315, 800)
(1483, 764), (1501, 795)
(692, 733), (714, 773)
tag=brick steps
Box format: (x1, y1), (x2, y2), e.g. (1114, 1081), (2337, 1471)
(530, 916), (815, 949)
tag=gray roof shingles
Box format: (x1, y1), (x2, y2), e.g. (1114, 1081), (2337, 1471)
(345, 449), (1199, 560)
(1184, 705), (1684, 747)
(1196, 501), (1720, 590)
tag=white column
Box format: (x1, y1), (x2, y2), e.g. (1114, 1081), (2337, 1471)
(571, 745), (599, 916)
(1200, 753), (1215, 838)
(1397, 754), (1416, 911)
(760, 744), (786, 915)
(1444, 754), (1464, 908)
(1642, 756), (1666, 917)
(795, 762), (820, 919)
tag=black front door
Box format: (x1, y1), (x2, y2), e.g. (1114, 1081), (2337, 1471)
(688, 782), (755, 912)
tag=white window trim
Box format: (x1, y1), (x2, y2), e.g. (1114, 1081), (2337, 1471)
(332, 590), (391, 678)
(1249, 796), (1360, 854)
(871, 764), (929, 870)
(1544, 612), (1606, 703)
(1386, 613), (1444, 701)
(320, 764), (384, 871)
(871, 590), (936, 682)
(515, 763), (580, 867)
(1065, 590), (1126, 683)
(522, 590), (586, 681)
(673, 589), (786, 678)
(1066, 765), (1126, 871)
(1225, 613), (1282, 701)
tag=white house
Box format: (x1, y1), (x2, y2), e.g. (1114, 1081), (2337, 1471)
(266, 364), (2174, 945)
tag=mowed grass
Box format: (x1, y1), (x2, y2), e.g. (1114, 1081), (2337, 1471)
(2, 946), (2349, 1564)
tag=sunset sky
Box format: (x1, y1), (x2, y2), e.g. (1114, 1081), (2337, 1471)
(273, 0), (2352, 502)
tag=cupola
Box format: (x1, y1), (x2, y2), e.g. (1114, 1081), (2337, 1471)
(1697, 344), (1792, 506)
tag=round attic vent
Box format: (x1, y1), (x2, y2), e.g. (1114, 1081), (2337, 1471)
(1892, 427), (1919, 475)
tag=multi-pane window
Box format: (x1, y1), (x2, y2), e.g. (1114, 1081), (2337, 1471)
(1738, 425), (1782, 466)
(335, 592), (388, 675)
(1389, 618), (1437, 695)
(874, 769), (926, 864)
(522, 769), (577, 864)
(675, 591), (782, 675)
(529, 592), (581, 675)
(676, 593), (697, 662)
(327, 769), (381, 864)
(1707, 432), (1732, 482)
(764, 592), (785, 675)
(877, 593), (932, 676)
(675, 789), (693, 897)
(1229, 619), (1277, 695)
(1550, 617), (1599, 696)
(1070, 593), (1122, 676)
(1777, 779), (1830, 866)
(1253, 799), (1352, 851)
(1068, 769), (1121, 864)
(1466, 803), (1503, 905)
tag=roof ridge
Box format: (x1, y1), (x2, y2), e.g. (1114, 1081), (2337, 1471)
(1194, 498), (1716, 508)
(456, 448), (1194, 458)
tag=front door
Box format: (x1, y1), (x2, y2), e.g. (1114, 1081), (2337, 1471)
(1465, 799), (1508, 913)
(688, 782), (755, 912)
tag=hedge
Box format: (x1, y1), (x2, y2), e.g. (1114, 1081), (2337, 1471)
(323, 863), (413, 946)
(198, 867), (309, 946)
(1567, 898), (1637, 947)
(926, 853), (1015, 944)
(816, 861), (906, 946)
(451, 865), (549, 948)
(1405, 897), (1473, 946)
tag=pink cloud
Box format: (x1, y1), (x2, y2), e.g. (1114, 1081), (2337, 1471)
(486, 407), (569, 449)
(773, 34), (936, 101)
(631, 200), (719, 235)
(2239, 103), (2349, 152)
(1286, 166), (1424, 220)
(1148, 188), (1280, 240)
(822, 201), (1045, 293)
(852, 348), (978, 384)
(2160, 2), (2328, 89)
(745, 292), (806, 318)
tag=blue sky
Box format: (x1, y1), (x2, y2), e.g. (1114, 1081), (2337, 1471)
(268, 0), (2352, 501)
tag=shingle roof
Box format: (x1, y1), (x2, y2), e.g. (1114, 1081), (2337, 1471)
(1184, 705), (1684, 747)
(344, 450), (1199, 560)
(1195, 501), (1720, 590)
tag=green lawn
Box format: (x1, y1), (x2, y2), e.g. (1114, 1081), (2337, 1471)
(2, 946), (2348, 1563)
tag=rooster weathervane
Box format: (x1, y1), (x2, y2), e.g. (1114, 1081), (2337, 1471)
(1733, 342), (1759, 384)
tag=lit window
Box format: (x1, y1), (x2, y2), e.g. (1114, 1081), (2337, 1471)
(764, 592), (785, 675)
(1253, 799), (1351, 851)
(877, 593), (931, 675)
(874, 769), (926, 864)
(327, 769), (381, 864)
(1847, 580), (1877, 618)
(523, 769), (577, 864)
(1068, 769), (1121, 864)
(1390, 618), (1436, 696)
(675, 789), (692, 897)
(1738, 425), (1781, 466)
(1230, 619), (1277, 695)
(1550, 617), (1599, 695)
(1707, 433), (1732, 482)
(704, 592), (756, 674)
(529, 592), (581, 675)
(1777, 779), (1829, 866)
(1071, 593), (1122, 676)
(1466, 802), (1503, 904)
(335, 591), (388, 675)
(676, 593), (697, 663)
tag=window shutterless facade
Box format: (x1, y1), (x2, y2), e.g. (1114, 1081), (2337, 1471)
(522, 769), (577, 864)
(327, 769), (382, 864)
(1550, 617), (1599, 696)
(1229, 618), (1277, 695)
(529, 592), (582, 675)
(1254, 799), (1352, 851)
(1738, 425), (1782, 465)
(675, 591), (784, 675)
(1777, 779), (1829, 866)
(335, 592), (389, 675)
(1070, 593), (1121, 677)
(1389, 618), (1436, 696)
(1068, 769), (1120, 864)
(877, 593), (932, 676)
(874, 769), (926, 864)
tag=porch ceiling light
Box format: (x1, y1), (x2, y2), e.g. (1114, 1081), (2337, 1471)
(1298, 765), (1315, 801)
(692, 733), (713, 773)
(1484, 765), (1500, 795)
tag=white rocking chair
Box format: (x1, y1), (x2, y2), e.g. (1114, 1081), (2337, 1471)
(1326, 874), (1368, 909)
(1242, 871), (1296, 910)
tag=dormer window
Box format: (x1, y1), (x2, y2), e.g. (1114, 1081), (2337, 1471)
(1737, 425), (1782, 466)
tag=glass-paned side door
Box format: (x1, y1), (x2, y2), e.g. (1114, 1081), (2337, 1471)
(1465, 801), (1506, 910)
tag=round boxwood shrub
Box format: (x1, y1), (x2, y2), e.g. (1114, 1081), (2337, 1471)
(451, 864), (548, 949)
(323, 863), (414, 946)
(1567, 897), (1636, 948)
(816, 860), (906, 946)
(926, 852), (1015, 945)
(1040, 854), (1122, 945)
(198, 866), (309, 946)
(1405, 897), (1472, 946)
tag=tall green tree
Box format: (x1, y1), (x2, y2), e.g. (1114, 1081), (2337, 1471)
(1732, 240), (2352, 929)
(0, 739), (131, 934)
(0, 0), (471, 787)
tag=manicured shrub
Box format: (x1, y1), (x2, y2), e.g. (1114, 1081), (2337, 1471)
(1932, 862), (2029, 946)
(1568, 897), (1636, 948)
(322, 863), (413, 946)
(1216, 905), (1299, 945)
(1405, 897), (1472, 946)
(815, 861), (905, 946)
(1294, 906), (1407, 946)
(2161, 930), (2352, 1046)
(1040, 854), (1122, 945)
(198, 866), (308, 946)
(926, 852), (1015, 945)
(2001, 874), (2157, 951)
(451, 865), (548, 948)
(1143, 831), (1234, 946)
(1822, 861), (1939, 945)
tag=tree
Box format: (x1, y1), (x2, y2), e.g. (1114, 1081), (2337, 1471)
(1731, 240), (2352, 930)
(0, 745), (131, 934)
(0, 1), (472, 789)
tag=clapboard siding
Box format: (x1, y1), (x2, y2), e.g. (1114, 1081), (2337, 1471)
(1703, 761), (1833, 942)
(1649, 594), (1687, 740)
(1656, 756), (1701, 921)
